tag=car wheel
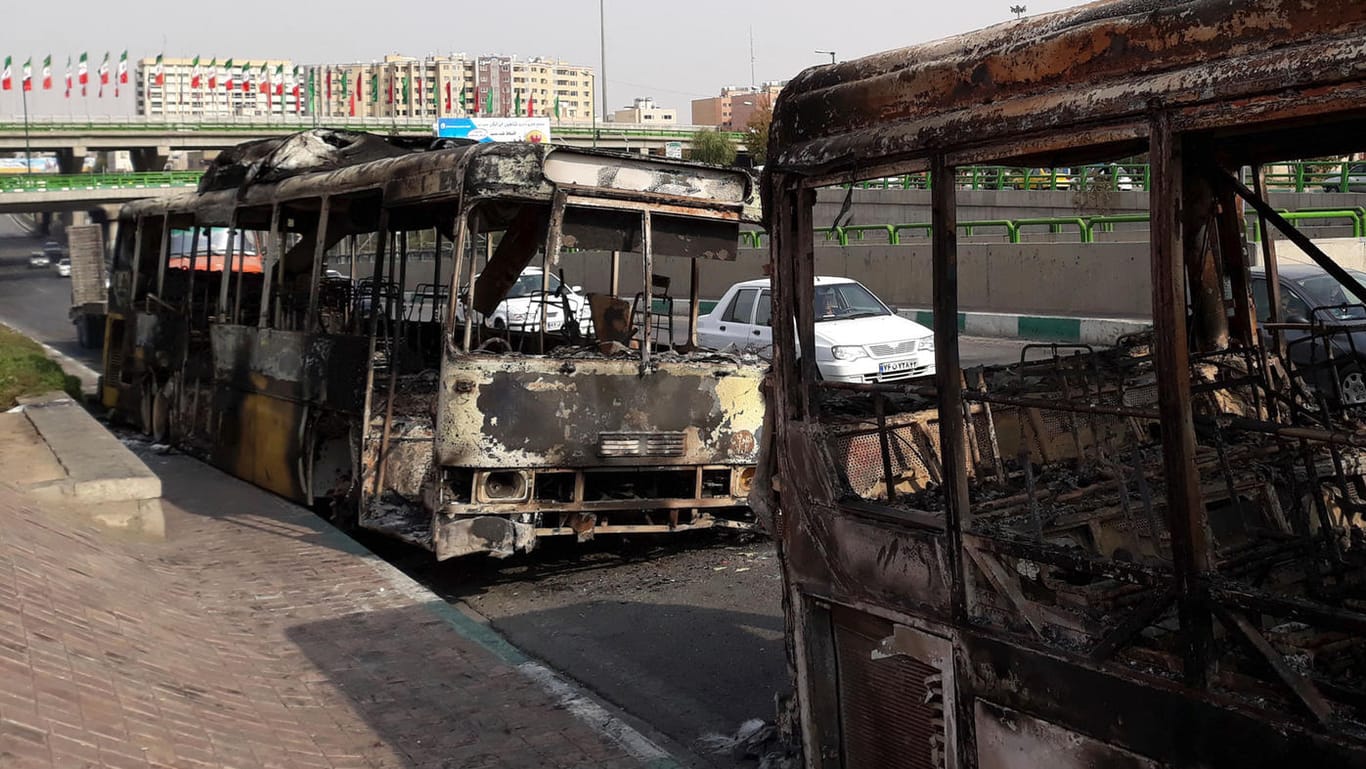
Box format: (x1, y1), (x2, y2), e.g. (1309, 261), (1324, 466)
(1341, 368), (1366, 406)
(1324, 184), (1341, 193)
(492, 318), (506, 332)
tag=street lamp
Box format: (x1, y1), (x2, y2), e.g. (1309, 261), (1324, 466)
(815, 50), (836, 65)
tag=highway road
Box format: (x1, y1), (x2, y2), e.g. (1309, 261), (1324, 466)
(0, 220), (1043, 766)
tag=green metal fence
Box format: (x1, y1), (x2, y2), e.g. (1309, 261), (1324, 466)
(0, 171), (203, 193)
(848, 161), (1365, 193)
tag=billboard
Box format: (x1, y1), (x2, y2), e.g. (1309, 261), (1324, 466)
(436, 118), (551, 144)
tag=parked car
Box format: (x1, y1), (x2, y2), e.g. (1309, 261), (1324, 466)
(1321, 162), (1366, 193)
(1251, 263), (1366, 405)
(1007, 167), (1072, 190)
(1077, 165), (1138, 191)
(455, 267), (594, 336)
(27, 251), (50, 268)
(55, 258), (71, 278)
(697, 276), (935, 383)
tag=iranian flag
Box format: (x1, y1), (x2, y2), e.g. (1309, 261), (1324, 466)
(21, 58), (32, 92)
(444, 81), (451, 112)
(240, 62), (250, 92)
(292, 66), (303, 113)
(97, 53), (110, 97)
(223, 59), (235, 90)
(152, 53), (164, 87)
(1, 56), (11, 90)
(324, 67), (331, 103)
(274, 64), (284, 96)
(527, 93), (535, 117)
(41, 55), (52, 90)
(64, 56), (72, 98)
(117, 50), (128, 84)
(77, 53), (88, 85)
(190, 56), (202, 88)
(207, 58), (218, 90)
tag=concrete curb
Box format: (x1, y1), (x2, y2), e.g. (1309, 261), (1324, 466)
(10, 391), (165, 538)
(899, 309), (1150, 345)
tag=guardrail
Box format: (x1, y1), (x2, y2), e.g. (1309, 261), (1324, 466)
(0, 116), (747, 143)
(0, 171), (204, 193)
(848, 162), (1365, 194)
(750, 208), (1366, 249)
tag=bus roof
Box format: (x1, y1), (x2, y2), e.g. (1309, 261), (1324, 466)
(767, 0), (1366, 184)
(122, 133), (758, 226)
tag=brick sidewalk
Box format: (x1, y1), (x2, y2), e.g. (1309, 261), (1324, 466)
(0, 449), (673, 769)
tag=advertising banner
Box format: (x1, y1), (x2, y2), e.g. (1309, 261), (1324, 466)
(436, 117), (551, 144)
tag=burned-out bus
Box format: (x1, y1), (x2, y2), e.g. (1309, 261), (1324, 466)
(105, 130), (765, 559)
(760, 1), (1366, 768)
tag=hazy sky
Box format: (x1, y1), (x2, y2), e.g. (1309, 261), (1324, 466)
(2, 0), (1089, 117)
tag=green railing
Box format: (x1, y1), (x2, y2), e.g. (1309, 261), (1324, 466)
(848, 161), (1363, 193)
(0, 171), (204, 193)
(741, 208), (1366, 249)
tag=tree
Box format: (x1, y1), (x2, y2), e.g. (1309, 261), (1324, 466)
(745, 105), (773, 168)
(690, 128), (738, 166)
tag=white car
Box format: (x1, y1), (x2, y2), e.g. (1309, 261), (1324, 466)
(456, 268), (594, 335)
(55, 258), (71, 277)
(697, 276), (936, 383)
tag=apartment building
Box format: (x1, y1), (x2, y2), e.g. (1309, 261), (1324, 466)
(136, 57), (302, 118)
(690, 82), (784, 129)
(611, 97), (677, 125)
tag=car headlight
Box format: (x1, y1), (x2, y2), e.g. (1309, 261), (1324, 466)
(920, 338), (934, 353)
(831, 345), (866, 361)
(509, 312), (527, 322)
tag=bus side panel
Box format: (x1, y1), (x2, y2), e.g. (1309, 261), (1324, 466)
(434, 355), (766, 469)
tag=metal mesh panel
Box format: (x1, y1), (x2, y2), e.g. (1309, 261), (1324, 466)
(834, 612), (944, 769)
(827, 422), (935, 500)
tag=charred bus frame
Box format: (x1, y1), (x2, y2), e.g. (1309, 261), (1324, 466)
(106, 133), (766, 559)
(760, 2), (1366, 767)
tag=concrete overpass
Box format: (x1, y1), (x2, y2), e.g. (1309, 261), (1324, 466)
(0, 117), (748, 171)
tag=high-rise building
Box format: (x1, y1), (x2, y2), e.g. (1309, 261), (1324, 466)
(691, 82), (784, 130)
(308, 54), (595, 121)
(612, 97), (676, 125)
(137, 57), (304, 118)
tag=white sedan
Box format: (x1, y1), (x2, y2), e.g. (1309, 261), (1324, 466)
(456, 268), (594, 336)
(697, 276), (935, 383)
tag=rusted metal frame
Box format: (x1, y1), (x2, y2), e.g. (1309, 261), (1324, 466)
(218, 219), (236, 320)
(608, 250), (620, 297)
(1212, 584), (1366, 637)
(431, 230), (444, 326)
(932, 151), (972, 632)
(965, 531), (1169, 588)
(559, 191), (743, 225)
(129, 218), (145, 310)
(1184, 161), (1230, 351)
(1152, 114), (1215, 688)
(1254, 165), (1285, 364)
(1218, 167), (1366, 305)
(457, 496), (750, 516)
(965, 391), (1158, 420)
(1298, 436), (1345, 567)
(965, 546), (1091, 640)
(305, 196), (332, 332)
(687, 257), (701, 348)
(374, 228), (408, 503)
(974, 371), (1004, 480)
(446, 213), (470, 350)
(1088, 585), (1179, 664)
(258, 205), (283, 329)
(1210, 602), (1337, 728)
(359, 208), (391, 509)
(183, 225), (200, 315)
(640, 210), (654, 368)
(462, 211), (480, 353)
(540, 190), (569, 355)
(232, 225), (248, 325)
(154, 214), (171, 305)
(873, 392), (897, 502)
(768, 179), (807, 422)
(794, 187), (819, 418)
(1215, 181), (1257, 347)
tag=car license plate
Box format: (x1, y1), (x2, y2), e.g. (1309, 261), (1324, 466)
(879, 359), (915, 374)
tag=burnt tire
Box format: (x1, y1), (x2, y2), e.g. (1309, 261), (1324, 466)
(1340, 366), (1366, 407)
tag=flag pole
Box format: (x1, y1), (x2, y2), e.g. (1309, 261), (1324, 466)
(21, 80), (32, 176)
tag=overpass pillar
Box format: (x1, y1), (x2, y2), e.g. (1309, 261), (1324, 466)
(55, 147), (89, 175)
(130, 146), (172, 172)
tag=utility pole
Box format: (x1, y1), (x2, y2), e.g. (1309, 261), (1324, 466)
(1010, 5), (1027, 19)
(815, 50), (836, 65)
(21, 80), (33, 176)
(598, 0), (607, 147)
(749, 27), (757, 90)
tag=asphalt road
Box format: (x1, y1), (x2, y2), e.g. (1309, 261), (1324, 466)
(0, 220), (1042, 766)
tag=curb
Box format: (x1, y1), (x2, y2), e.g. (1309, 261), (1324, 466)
(899, 309), (1150, 345)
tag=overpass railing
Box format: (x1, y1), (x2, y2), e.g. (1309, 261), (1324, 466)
(749, 207), (1366, 248)
(0, 171), (203, 193)
(847, 161), (1366, 193)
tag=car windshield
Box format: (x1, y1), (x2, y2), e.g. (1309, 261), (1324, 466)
(1295, 273), (1366, 320)
(813, 282), (891, 322)
(507, 272), (564, 298)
